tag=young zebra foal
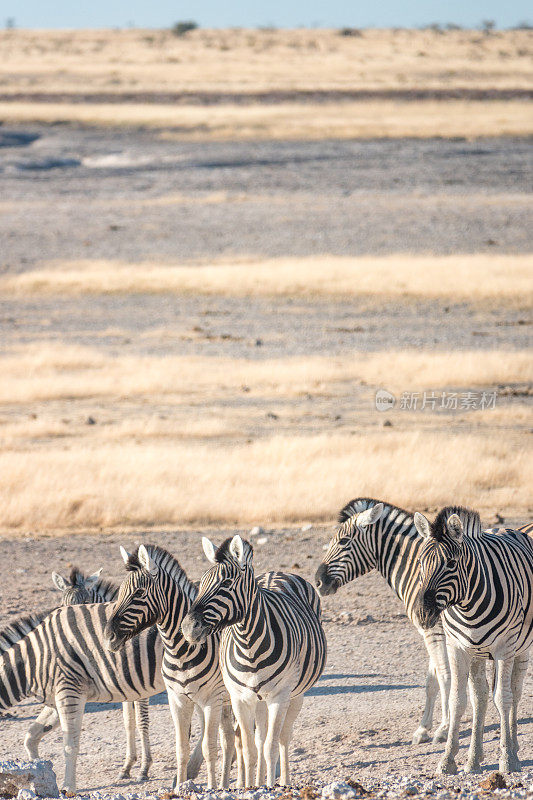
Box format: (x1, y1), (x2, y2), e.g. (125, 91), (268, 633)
(182, 536), (327, 788)
(415, 507), (533, 774)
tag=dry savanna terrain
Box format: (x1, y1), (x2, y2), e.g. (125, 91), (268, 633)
(0, 27), (531, 137)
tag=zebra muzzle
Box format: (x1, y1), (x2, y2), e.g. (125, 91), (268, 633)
(314, 564), (340, 596)
(415, 589), (442, 630)
(181, 611), (210, 644)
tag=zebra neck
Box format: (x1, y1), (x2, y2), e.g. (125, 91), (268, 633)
(448, 540), (486, 614)
(157, 573), (197, 651)
(372, 511), (421, 603)
(232, 583), (264, 645)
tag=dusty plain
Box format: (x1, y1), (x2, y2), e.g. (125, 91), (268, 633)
(0, 23), (532, 795)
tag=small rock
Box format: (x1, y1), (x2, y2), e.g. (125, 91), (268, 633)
(346, 780), (370, 796)
(301, 788), (318, 800)
(479, 773), (507, 791)
(250, 526), (265, 536)
(257, 536), (269, 545)
(17, 791), (38, 800)
(301, 523), (313, 532)
(0, 760), (59, 798)
(382, 419), (393, 427)
(86, 416), (96, 425)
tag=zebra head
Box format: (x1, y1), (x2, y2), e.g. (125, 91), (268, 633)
(52, 567), (103, 605)
(315, 502), (384, 596)
(182, 535), (254, 644)
(105, 546), (160, 651)
(414, 508), (469, 629)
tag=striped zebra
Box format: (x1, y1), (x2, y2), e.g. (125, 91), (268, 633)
(414, 506), (533, 775)
(0, 598), (166, 793)
(51, 567), (153, 782)
(181, 535), (327, 788)
(315, 498), (453, 744)
(104, 545), (235, 790)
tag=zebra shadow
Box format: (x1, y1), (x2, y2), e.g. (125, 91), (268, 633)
(318, 673), (388, 680)
(305, 683), (419, 696)
(85, 692), (168, 713)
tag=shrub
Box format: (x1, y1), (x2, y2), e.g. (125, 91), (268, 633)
(171, 20), (198, 36)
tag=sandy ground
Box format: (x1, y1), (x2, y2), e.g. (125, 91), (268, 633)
(0, 526), (532, 792)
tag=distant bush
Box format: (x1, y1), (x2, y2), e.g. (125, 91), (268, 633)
(445, 23), (463, 31)
(171, 20), (198, 36)
(512, 20), (533, 29)
(481, 19), (496, 34)
(338, 27), (363, 37)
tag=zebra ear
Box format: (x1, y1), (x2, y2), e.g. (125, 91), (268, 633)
(52, 572), (68, 591)
(202, 537), (217, 565)
(138, 545), (159, 578)
(119, 546), (131, 565)
(414, 512), (432, 539)
(229, 535), (246, 566)
(84, 568), (103, 589)
(446, 514), (464, 544)
(357, 502), (384, 528)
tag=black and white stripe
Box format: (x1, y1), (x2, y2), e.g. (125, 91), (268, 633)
(104, 545), (233, 791)
(415, 506), (533, 774)
(0, 595), (164, 793)
(315, 498), (453, 744)
(182, 535), (326, 788)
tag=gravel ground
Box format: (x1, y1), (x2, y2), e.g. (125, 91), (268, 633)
(0, 527), (531, 794)
(1, 128), (531, 271)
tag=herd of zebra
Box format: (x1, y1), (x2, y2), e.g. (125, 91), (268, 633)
(0, 498), (532, 794)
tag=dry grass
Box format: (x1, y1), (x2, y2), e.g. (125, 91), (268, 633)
(0, 344), (530, 404)
(1, 28), (531, 95)
(0, 99), (530, 138)
(0, 430), (528, 532)
(3, 255), (532, 302)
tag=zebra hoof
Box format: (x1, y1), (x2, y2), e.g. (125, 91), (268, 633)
(412, 728), (431, 744)
(463, 762), (482, 774)
(118, 772), (131, 780)
(138, 773), (149, 782)
(438, 758), (458, 775)
(499, 758), (521, 774)
(432, 726), (449, 744)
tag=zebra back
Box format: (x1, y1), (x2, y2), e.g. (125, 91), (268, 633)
(0, 610), (52, 654)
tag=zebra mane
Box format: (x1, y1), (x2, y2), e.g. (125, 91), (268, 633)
(0, 610), (52, 654)
(214, 537), (235, 563)
(125, 552), (143, 571)
(134, 544), (192, 589)
(68, 566), (118, 600)
(338, 497), (412, 524)
(431, 506), (483, 541)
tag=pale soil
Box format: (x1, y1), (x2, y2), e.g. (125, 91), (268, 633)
(0, 526), (531, 793)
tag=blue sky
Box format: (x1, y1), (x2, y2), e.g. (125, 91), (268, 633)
(1, 1), (530, 30)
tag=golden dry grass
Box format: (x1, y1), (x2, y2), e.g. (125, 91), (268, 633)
(1, 28), (531, 94)
(4, 254), (532, 302)
(0, 99), (530, 139)
(1, 344), (530, 404)
(0, 430), (528, 532)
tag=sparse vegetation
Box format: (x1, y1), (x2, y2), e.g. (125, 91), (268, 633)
(171, 20), (198, 36)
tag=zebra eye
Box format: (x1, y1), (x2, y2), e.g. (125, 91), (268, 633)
(136, 587), (147, 598)
(338, 537), (351, 546)
(221, 578), (233, 589)
(447, 559), (457, 569)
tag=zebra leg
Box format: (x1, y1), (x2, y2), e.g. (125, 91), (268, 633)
(134, 699), (152, 780)
(201, 700), (221, 789)
(510, 653), (529, 754)
(168, 690), (194, 789)
(264, 695), (290, 787)
(119, 702), (137, 779)
(187, 704), (205, 781)
(231, 696), (258, 788)
(420, 628), (451, 744)
(278, 695), (304, 786)
(24, 705), (59, 759)
(438, 644), (470, 775)
(234, 722), (245, 788)
(56, 691), (87, 795)
(255, 701), (268, 786)
(219, 703), (235, 789)
(412, 659), (439, 744)
(464, 657), (489, 773)
(494, 656), (520, 773)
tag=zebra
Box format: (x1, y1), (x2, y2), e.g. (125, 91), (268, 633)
(104, 545), (235, 791)
(414, 506), (533, 775)
(314, 498), (453, 744)
(181, 535), (327, 788)
(50, 567), (153, 782)
(0, 599), (166, 793)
